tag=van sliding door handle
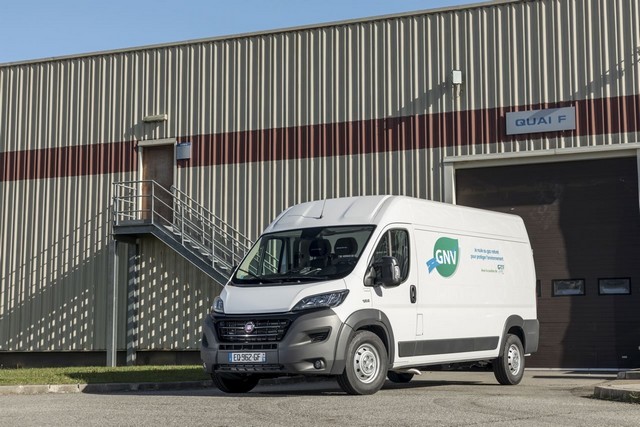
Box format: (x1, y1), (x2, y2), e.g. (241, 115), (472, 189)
(410, 285), (417, 303)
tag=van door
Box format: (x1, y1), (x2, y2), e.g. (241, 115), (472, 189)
(367, 226), (419, 365)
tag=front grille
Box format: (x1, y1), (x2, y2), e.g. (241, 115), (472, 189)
(216, 319), (291, 343)
(219, 343), (277, 351)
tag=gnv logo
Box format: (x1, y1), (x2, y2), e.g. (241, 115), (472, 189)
(427, 237), (459, 277)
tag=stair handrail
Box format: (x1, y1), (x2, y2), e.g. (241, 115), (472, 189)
(170, 196), (251, 267)
(112, 179), (253, 274)
(112, 180), (147, 224)
(170, 185), (252, 245)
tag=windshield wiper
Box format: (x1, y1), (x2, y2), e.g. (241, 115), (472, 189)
(279, 274), (330, 283)
(281, 274), (329, 282)
(234, 268), (279, 284)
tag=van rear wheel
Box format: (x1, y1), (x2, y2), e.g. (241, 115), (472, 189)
(337, 330), (387, 395)
(493, 334), (525, 385)
(211, 372), (260, 393)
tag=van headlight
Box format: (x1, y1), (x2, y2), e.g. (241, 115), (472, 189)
(292, 290), (349, 311)
(211, 296), (224, 314)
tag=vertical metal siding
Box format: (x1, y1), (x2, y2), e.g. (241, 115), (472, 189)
(1, 1), (638, 147)
(136, 236), (219, 349)
(0, 174), (130, 351)
(2, 0), (640, 352)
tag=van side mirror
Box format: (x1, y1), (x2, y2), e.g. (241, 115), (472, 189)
(364, 256), (402, 287)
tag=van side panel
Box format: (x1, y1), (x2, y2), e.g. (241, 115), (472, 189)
(405, 227), (536, 365)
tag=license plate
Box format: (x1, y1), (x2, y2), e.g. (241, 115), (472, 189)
(229, 352), (266, 363)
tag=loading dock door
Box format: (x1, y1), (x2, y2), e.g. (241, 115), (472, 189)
(456, 157), (640, 369)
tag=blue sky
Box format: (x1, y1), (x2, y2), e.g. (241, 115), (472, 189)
(0, 0), (480, 64)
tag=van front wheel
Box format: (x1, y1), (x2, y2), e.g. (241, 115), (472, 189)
(337, 330), (387, 395)
(493, 334), (525, 385)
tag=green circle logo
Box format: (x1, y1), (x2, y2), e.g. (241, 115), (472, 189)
(426, 237), (459, 278)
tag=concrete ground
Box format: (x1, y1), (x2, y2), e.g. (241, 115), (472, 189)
(1, 368), (638, 402)
(1, 370), (639, 427)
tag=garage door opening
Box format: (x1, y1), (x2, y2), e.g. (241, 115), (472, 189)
(456, 157), (640, 369)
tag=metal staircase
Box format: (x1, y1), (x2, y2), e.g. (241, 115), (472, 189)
(111, 180), (252, 284)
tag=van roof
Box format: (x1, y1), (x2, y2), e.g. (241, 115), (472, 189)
(264, 195), (529, 241)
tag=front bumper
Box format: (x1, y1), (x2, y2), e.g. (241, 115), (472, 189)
(201, 309), (348, 376)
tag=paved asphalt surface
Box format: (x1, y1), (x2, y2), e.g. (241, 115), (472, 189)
(1, 370), (638, 426)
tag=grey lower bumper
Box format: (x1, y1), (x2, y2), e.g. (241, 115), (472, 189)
(201, 309), (349, 376)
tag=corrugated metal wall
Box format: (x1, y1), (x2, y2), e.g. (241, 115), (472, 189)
(0, 175), (129, 351)
(3, 0), (637, 151)
(1, 0), (639, 352)
(136, 237), (220, 349)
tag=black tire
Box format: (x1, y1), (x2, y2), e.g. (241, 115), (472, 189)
(387, 371), (414, 383)
(493, 334), (525, 385)
(337, 330), (388, 395)
(211, 372), (260, 393)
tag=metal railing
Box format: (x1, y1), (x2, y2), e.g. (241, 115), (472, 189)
(112, 180), (252, 273)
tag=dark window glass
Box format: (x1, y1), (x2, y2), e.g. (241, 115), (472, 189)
(371, 229), (410, 281)
(552, 279), (585, 296)
(598, 278), (631, 295)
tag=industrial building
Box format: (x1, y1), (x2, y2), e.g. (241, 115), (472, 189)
(1, 0), (639, 368)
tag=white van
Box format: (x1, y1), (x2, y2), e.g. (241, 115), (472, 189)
(201, 196), (539, 395)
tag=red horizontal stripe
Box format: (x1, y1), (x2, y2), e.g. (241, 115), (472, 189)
(182, 94), (639, 168)
(1, 141), (137, 182)
(2, 94), (639, 182)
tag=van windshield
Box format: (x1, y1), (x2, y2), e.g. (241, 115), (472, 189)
(232, 225), (376, 285)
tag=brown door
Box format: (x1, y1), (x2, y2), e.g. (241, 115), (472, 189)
(456, 158), (640, 369)
(141, 144), (174, 225)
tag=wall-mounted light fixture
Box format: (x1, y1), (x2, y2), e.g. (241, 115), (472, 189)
(451, 70), (463, 85)
(142, 113), (168, 123)
(451, 70), (463, 98)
